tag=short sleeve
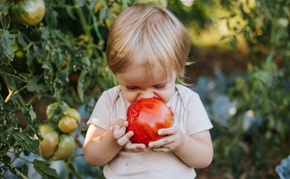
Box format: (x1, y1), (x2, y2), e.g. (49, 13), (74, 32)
(174, 85), (213, 135)
(87, 91), (113, 130)
(186, 93), (213, 135)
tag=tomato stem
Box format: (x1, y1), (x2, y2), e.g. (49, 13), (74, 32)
(64, 159), (70, 179)
(2, 75), (25, 105)
(73, 0), (94, 57)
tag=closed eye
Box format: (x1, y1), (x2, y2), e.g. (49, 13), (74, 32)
(126, 86), (138, 91)
(154, 85), (166, 89)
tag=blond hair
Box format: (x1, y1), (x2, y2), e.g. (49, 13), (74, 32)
(106, 3), (190, 80)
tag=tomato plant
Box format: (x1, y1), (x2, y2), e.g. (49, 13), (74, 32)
(40, 102), (78, 161)
(126, 97), (173, 146)
(40, 124), (76, 161)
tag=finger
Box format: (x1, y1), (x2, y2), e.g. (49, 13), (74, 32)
(158, 127), (177, 136)
(114, 119), (128, 127)
(113, 120), (129, 139)
(113, 125), (126, 139)
(148, 135), (175, 148)
(124, 141), (147, 152)
(117, 131), (134, 146)
(131, 148), (147, 153)
(150, 147), (171, 153)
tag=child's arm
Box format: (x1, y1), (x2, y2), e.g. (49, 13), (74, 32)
(83, 119), (134, 166)
(175, 130), (213, 168)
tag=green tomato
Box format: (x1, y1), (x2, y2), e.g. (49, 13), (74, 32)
(46, 101), (70, 124)
(58, 116), (78, 133)
(10, 0), (45, 26)
(64, 108), (81, 124)
(51, 134), (76, 161)
(39, 123), (59, 158)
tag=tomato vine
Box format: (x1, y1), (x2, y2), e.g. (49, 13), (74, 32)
(0, 0), (132, 178)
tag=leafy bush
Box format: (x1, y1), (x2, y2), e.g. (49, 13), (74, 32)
(207, 0), (290, 178)
(0, 0), (129, 178)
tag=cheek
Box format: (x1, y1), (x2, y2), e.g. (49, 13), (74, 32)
(122, 91), (138, 104)
(157, 93), (172, 103)
(155, 89), (176, 103)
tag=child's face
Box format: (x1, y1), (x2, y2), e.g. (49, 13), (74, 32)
(116, 66), (176, 104)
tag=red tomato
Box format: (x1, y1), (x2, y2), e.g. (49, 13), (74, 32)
(126, 97), (173, 146)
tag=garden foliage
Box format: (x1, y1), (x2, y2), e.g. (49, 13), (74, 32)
(1, 0), (289, 178)
(213, 0), (290, 178)
(0, 0), (127, 178)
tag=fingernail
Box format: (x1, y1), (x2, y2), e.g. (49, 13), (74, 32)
(158, 130), (162, 135)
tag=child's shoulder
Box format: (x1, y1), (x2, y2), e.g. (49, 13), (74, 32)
(105, 85), (121, 94)
(175, 84), (203, 107)
(101, 86), (121, 102)
(176, 84), (199, 98)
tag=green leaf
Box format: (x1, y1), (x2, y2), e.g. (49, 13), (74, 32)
(78, 0), (86, 7)
(0, 30), (18, 60)
(33, 45), (42, 58)
(41, 27), (50, 40)
(0, 1), (9, 16)
(23, 105), (42, 140)
(11, 130), (40, 155)
(68, 160), (82, 179)
(27, 76), (41, 92)
(32, 160), (59, 179)
(0, 64), (26, 82)
(26, 50), (33, 65)
(77, 70), (87, 102)
(66, 6), (76, 20)
(17, 34), (28, 47)
(88, 0), (97, 10)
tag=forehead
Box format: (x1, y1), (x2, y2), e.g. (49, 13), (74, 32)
(116, 66), (170, 86)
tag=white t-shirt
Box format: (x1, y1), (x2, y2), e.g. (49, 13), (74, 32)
(87, 84), (213, 179)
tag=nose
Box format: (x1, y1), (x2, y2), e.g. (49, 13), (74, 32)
(139, 90), (155, 99)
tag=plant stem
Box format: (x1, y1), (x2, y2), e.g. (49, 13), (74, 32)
(73, 0), (94, 57)
(2, 75), (26, 106)
(65, 160), (70, 179)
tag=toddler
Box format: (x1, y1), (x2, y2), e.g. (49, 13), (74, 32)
(84, 3), (213, 178)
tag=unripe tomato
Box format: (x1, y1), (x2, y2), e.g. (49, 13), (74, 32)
(10, 0), (45, 26)
(46, 101), (69, 124)
(126, 97), (173, 146)
(64, 108), (81, 124)
(51, 134), (76, 160)
(58, 116), (78, 133)
(39, 123), (59, 158)
(13, 44), (25, 59)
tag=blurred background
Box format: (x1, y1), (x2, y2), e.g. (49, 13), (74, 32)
(1, 0), (290, 178)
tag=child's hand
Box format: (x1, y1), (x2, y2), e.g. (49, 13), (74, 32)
(148, 126), (185, 152)
(148, 106), (184, 152)
(112, 119), (134, 146)
(113, 119), (146, 152)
